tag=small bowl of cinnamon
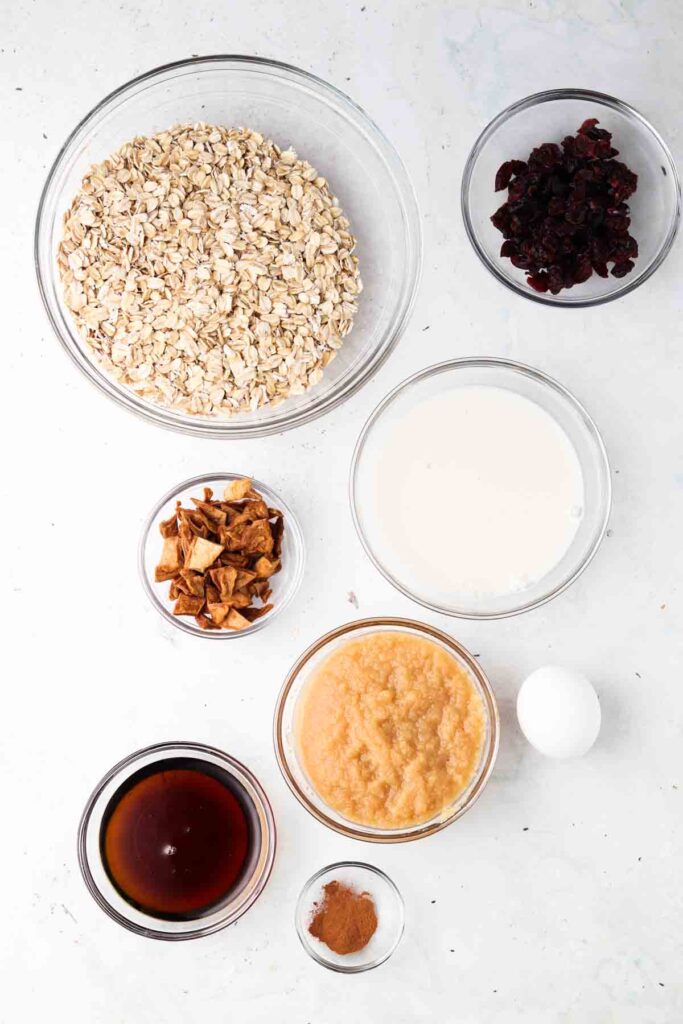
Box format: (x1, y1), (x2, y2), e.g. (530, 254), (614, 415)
(295, 861), (404, 972)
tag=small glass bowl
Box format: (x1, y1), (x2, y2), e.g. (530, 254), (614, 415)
(77, 741), (277, 940)
(296, 862), (404, 972)
(273, 617), (499, 842)
(462, 88), (681, 306)
(350, 358), (611, 619)
(35, 55), (422, 437)
(139, 472), (304, 639)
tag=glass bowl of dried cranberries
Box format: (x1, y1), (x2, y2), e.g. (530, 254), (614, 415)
(462, 88), (681, 306)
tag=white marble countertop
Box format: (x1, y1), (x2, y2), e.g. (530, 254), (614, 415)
(3, 1), (682, 1021)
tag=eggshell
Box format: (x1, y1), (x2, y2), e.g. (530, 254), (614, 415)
(517, 665), (601, 759)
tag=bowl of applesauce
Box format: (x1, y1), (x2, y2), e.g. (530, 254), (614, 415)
(273, 618), (499, 842)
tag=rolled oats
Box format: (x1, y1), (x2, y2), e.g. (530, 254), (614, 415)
(57, 124), (362, 417)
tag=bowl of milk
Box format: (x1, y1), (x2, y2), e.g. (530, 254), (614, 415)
(350, 358), (611, 618)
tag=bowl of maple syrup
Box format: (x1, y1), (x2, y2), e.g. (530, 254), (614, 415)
(78, 742), (276, 939)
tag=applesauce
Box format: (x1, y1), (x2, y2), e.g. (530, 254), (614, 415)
(295, 631), (486, 829)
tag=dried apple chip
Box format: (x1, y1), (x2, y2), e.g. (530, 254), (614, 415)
(191, 498), (228, 527)
(195, 612), (221, 631)
(185, 536), (224, 572)
(225, 520), (274, 556)
(271, 514), (284, 558)
(159, 512), (179, 538)
(179, 509), (213, 537)
(178, 570), (205, 597)
(229, 499), (270, 525)
(223, 478), (252, 501)
(219, 552), (250, 568)
(207, 602), (233, 626)
(173, 593), (204, 616)
(226, 609), (251, 630)
(155, 536), (181, 581)
(243, 603), (274, 622)
(234, 569), (257, 590)
(253, 556), (280, 578)
(210, 565), (238, 599)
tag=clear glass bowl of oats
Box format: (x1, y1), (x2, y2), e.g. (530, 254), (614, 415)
(35, 56), (422, 437)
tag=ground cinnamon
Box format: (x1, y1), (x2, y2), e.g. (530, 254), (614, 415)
(308, 880), (378, 954)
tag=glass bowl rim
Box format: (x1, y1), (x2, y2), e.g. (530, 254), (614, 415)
(349, 356), (612, 619)
(295, 860), (405, 973)
(34, 53), (423, 438)
(77, 740), (277, 940)
(273, 616), (500, 843)
(461, 86), (682, 308)
(138, 471), (305, 639)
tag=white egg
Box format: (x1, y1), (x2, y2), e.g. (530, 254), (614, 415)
(517, 665), (601, 759)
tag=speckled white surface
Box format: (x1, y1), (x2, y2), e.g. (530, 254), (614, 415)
(3, 2), (683, 1022)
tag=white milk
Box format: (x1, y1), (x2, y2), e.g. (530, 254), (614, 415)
(368, 385), (584, 599)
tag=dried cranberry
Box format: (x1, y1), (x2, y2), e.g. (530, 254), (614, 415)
(574, 133), (597, 158)
(529, 142), (562, 171)
(605, 212), (629, 232)
(494, 159), (528, 191)
(494, 162), (515, 192)
(491, 119), (639, 293)
(510, 253), (530, 270)
(527, 272), (549, 292)
(573, 256), (593, 284)
(611, 259), (635, 278)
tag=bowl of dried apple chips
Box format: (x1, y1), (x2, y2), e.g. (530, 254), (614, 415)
(139, 473), (304, 638)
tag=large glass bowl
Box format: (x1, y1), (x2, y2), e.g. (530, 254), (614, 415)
(77, 741), (276, 940)
(35, 56), (422, 437)
(350, 358), (611, 618)
(273, 618), (499, 843)
(462, 88), (681, 307)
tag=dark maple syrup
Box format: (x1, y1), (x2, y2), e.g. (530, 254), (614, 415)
(101, 758), (259, 919)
